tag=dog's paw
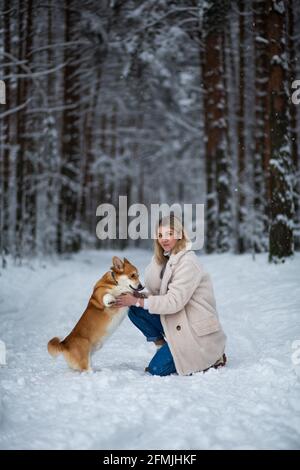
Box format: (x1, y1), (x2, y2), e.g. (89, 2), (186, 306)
(103, 294), (116, 307)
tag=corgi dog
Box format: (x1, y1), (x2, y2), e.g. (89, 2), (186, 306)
(47, 256), (143, 372)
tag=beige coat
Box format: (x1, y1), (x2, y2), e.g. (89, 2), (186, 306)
(144, 248), (226, 376)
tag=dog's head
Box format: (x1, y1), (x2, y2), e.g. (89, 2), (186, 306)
(111, 256), (144, 292)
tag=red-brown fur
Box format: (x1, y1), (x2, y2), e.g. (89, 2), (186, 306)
(47, 256), (142, 371)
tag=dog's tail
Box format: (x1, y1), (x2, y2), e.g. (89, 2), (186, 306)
(47, 337), (64, 357)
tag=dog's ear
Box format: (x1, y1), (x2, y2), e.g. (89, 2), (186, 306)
(123, 257), (131, 265)
(111, 256), (124, 272)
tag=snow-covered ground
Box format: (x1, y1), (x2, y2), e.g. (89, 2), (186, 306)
(0, 249), (300, 450)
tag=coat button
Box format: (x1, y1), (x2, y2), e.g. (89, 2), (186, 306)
(176, 325), (181, 331)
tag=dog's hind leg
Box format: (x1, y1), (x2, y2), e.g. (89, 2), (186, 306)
(63, 338), (92, 372)
(78, 356), (92, 372)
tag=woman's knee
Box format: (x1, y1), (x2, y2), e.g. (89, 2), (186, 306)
(128, 305), (156, 323)
(128, 305), (142, 322)
(127, 306), (136, 319)
(128, 306), (155, 331)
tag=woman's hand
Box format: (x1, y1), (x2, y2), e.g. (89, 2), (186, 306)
(115, 293), (136, 307)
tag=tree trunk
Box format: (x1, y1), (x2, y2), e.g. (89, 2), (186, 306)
(23, 0), (36, 256)
(2, 0), (11, 263)
(287, 0), (300, 250)
(236, 0), (247, 254)
(253, 0), (269, 252)
(216, 28), (231, 253)
(15, 0), (26, 261)
(202, 0), (230, 253)
(57, 0), (81, 253)
(267, 0), (294, 262)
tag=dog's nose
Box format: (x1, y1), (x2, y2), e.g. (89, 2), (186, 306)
(138, 284), (144, 290)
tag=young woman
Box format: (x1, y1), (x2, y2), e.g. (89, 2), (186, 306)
(115, 215), (227, 376)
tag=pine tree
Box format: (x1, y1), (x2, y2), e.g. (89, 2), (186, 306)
(216, 25), (232, 253)
(236, 0), (247, 253)
(253, 0), (269, 252)
(202, 0), (230, 253)
(267, 0), (295, 262)
(287, 0), (300, 250)
(57, 0), (82, 254)
(1, 0), (11, 265)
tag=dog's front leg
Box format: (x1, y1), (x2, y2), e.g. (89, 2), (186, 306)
(103, 293), (116, 307)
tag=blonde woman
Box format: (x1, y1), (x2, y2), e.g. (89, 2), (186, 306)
(115, 215), (227, 376)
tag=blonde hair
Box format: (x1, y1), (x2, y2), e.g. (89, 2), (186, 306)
(153, 214), (190, 265)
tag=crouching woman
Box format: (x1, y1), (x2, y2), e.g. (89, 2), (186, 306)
(116, 215), (227, 377)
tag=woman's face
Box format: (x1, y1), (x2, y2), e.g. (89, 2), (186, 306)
(157, 225), (179, 252)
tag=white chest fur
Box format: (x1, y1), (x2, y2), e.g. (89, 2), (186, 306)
(94, 306), (128, 351)
(106, 306), (128, 338)
(94, 282), (132, 351)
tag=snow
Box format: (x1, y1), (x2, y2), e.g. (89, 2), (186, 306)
(273, 0), (285, 15)
(0, 249), (300, 450)
(255, 36), (268, 45)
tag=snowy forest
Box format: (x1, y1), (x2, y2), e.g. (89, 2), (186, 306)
(0, 0), (300, 263)
(1, 1), (300, 451)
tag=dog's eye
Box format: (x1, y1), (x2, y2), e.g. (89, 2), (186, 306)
(131, 274), (136, 279)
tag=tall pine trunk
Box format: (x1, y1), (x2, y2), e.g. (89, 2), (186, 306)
(253, 0), (269, 252)
(216, 28), (231, 253)
(287, 0), (300, 250)
(2, 0), (11, 264)
(202, 0), (230, 253)
(15, 0), (26, 261)
(57, 0), (81, 253)
(237, 0), (247, 253)
(267, 0), (294, 262)
(23, 0), (36, 256)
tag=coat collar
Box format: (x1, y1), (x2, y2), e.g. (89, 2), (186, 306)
(159, 244), (192, 294)
(168, 242), (193, 266)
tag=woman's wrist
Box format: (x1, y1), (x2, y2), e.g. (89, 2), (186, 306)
(132, 296), (144, 307)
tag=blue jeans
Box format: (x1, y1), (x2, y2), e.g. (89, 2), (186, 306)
(128, 306), (177, 377)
